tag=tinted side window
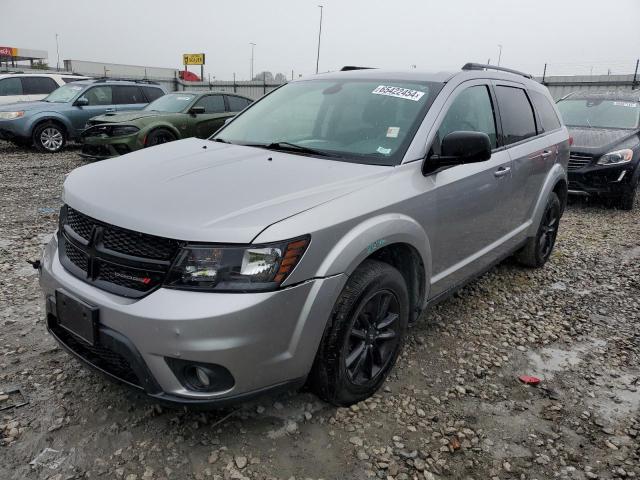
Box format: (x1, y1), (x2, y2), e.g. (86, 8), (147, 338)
(113, 85), (145, 104)
(142, 86), (164, 102)
(21, 77), (58, 95)
(83, 86), (113, 106)
(495, 86), (537, 145)
(226, 95), (252, 112)
(529, 90), (561, 133)
(194, 95), (225, 113)
(437, 85), (497, 148)
(0, 77), (23, 96)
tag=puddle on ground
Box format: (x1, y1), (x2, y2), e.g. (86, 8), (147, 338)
(527, 339), (607, 379)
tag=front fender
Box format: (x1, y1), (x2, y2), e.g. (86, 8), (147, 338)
(26, 112), (74, 136)
(315, 214), (432, 296)
(527, 163), (567, 237)
(141, 122), (182, 140)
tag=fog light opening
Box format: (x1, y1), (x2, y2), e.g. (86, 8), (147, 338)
(184, 365), (215, 391)
(195, 366), (211, 388)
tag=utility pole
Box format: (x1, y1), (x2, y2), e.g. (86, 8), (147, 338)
(633, 59), (639, 88)
(542, 63), (547, 84)
(497, 44), (503, 66)
(249, 42), (256, 80)
(315, 5), (323, 74)
(55, 33), (60, 71)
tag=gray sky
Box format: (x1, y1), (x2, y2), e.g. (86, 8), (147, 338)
(2, 0), (639, 80)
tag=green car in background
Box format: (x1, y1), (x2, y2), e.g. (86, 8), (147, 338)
(80, 91), (253, 159)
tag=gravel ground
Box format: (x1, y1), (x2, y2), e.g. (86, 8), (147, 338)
(0, 140), (638, 480)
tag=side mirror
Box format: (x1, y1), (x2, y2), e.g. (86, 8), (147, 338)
(189, 106), (205, 115)
(422, 131), (492, 175)
(75, 97), (89, 107)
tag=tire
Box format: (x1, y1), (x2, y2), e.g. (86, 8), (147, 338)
(33, 122), (66, 153)
(145, 128), (176, 147)
(617, 179), (637, 211)
(516, 192), (561, 268)
(309, 259), (409, 406)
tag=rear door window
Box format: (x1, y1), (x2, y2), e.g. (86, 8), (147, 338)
(437, 84), (497, 149)
(113, 85), (146, 104)
(0, 77), (23, 96)
(21, 76), (58, 95)
(495, 86), (537, 145)
(194, 95), (225, 113)
(142, 86), (164, 102)
(226, 95), (252, 112)
(529, 90), (561, 133)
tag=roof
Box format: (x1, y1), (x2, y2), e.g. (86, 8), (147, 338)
(297, 66), (542, 87)
(560, 90), (640, 102)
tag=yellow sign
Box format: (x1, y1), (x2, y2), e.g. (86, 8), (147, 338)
(183, 53), (205, 65)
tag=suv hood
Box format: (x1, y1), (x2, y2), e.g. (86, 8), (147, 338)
(63, 138), (391, 243)
(568, 126), (639, 154)
(90, 110), (172, 124)
(0, 100), (65, 112)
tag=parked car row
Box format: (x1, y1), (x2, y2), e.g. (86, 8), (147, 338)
(0, 74), (253, 155)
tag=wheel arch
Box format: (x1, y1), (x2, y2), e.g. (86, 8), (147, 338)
(143, 124), (181, 144)
(30, 115), (71, 138)
(311, 214), (432, 317)
(527, 163), (567, 237)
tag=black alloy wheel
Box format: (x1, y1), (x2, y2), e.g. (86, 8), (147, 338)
(345, 290), (401, 385)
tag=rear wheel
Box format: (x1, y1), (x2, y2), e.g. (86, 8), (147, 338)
(145, 128), (176, 147)
(33, 122), (66, 153)
(309, 260), (409, 406)
(516, 192), (561, 268)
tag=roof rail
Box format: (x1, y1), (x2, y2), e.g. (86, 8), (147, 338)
(462, 62), (533, 79)
(340, 66), (375, 71)
(91, 77), (160, 85)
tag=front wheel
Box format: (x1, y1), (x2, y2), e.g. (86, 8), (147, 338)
(33, 122), (66, 153)
(145, 128), (176, 147)
(516, 192), (561, 268)
(309, 259), (409, 406)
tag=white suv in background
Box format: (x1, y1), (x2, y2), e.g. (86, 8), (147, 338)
(0, 73), (90, 104)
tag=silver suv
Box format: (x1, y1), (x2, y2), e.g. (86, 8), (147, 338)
(39, 64), (569, 406)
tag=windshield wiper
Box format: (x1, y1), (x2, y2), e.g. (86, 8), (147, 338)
(211, 138), (231, 144)
(258, 141), (341, 158)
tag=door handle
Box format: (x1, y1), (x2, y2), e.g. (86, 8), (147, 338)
(540, 150), (553, 159)
(494, 166), (511, 178)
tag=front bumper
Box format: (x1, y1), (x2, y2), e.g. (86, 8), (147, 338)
(79, 132), (141, 160)
(39, 234), (346, 405)
(568, 163), (637, 196)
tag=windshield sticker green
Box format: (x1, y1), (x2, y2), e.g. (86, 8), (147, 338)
(613, 101), (638, 108)
(69, 85), (82, 90)
(372, 85), (425, 102)
(386, 127), (400, 138)
(377, 146), (391, 155)
(176, 96), (193, 101)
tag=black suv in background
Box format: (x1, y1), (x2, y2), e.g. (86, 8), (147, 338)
(557, 91), (640, 210)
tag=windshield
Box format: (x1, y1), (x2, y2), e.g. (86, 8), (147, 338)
(44, 83), (86, 103)
(557, 98), (640, 129)
(144, 93), (196, 113)
(214, 79), (441, 165)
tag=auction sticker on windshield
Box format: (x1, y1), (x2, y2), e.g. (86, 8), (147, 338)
(372, 85), (425, 102)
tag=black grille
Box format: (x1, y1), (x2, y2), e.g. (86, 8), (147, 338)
(568, 153), (593, 170)
(51, 322), (140, 387)
(64, 240), (89, 272)
(58, 206), (180, 298)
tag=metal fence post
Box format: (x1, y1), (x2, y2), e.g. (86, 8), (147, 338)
(233, 73), (237, 93)
(263, 72), (266, 95)
(633, 59), (639, 89)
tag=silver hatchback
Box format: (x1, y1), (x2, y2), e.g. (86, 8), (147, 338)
(39, 63), (569, 406)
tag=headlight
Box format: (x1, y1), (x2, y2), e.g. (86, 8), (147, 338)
(110, 125), (139, 137)
(165, 236), (309, 292)
(597, 149), (634, 165)
(0, 111), (25, 120)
